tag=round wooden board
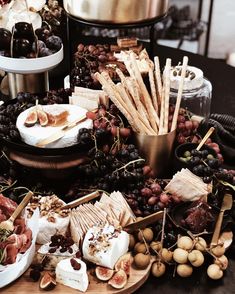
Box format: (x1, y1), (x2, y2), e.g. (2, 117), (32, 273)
(1, 263), (152, 294)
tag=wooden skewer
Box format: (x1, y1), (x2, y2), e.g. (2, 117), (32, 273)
(196, 127), (215, 151)
(148, 68), (159, 114)
(171, 56), (189, 132)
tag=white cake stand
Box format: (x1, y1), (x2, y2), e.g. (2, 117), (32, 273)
(0, 46), (63, 98)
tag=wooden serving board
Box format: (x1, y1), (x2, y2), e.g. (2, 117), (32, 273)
(1, 263), (152, 294)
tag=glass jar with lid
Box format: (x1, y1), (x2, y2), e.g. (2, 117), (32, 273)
(169, 66), (212, 118)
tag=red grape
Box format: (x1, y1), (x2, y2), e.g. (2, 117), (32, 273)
(120, 127), (131, 138)
(148, 196), (158, 205)
(143, 165), (152, 175)
(177, 134), (186, 144)
(177, 122), (185, 131)
(141, 187), (152, 198)
(86, 111), (97, 120)
(150, 183), (162, 195)
(111, 126), (117, 136)
(160, 193), (170, 204)
(93, 119), (100, 129)
(185, 120), (193, 130)
(177, 115), (186, 123)
(192, 120), (199, 130)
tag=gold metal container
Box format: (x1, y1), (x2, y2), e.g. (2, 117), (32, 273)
(7, 72), (49, 98)
(63, 0), (169, 24)
(133, 129), (176, 177)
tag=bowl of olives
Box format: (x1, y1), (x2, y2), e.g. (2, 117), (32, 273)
(174, 142), (218, 182)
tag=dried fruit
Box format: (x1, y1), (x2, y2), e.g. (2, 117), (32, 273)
(134, 242), (148, 254)
(161, 248), (173, 262)
(194, 237), (207, 252)
(70, 258), (81, 270)
(108, 269), (127, 289)
(39, 272), (56, 290)
(95, 266), (114, 281)
(177, 236), (193, 251)
(37, 109), (48, 127)
(115, 253), (132, 276)
(24, 109), (37, 127)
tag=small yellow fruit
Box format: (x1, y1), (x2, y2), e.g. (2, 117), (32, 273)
(134, 242), (148, 254)
(173, 248), (188, 264)
(134, 253), (151, 269)
(214, 255), (228, 270)
(211, 244), (225, 257)
(177, 264), (193, 277)
(129, 234), (136, 250)
(207, 264), (223, 280)
(177, 236), (193, 251)
(161, 248), (173, 262)
(194, 237), (207, 252)
(150, 241), (162, 252)
(138, 228), (154, 243)
(151, 262), (166, 277)
(188, 250), (204, 267)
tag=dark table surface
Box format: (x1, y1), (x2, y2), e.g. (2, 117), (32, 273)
(52, 42), (235, 294)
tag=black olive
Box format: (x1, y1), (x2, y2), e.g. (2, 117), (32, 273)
(0, 28), (12, 50)
(13, 22), (35, 43)
(13, 38), (32, 57)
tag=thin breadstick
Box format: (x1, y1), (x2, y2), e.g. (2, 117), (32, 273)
(163, 58), (171, 134)
(148, 68), (159, 113)
(115, 83), (155, 135)
(128, 52), (159, 131)
(154, 56), (163, 108)
(126, 77), (155, 133)
(158, 86), (165, 135)
(171, 56), (189, 131)
(94, 72), (140, 132)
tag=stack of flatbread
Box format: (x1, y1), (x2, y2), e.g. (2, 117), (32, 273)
(165, 168), (212, 202)
(70, 191), (134, 245)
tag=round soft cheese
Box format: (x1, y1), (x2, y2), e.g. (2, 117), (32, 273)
(16, 104), (93, 148)
(170, 66), (204, 91)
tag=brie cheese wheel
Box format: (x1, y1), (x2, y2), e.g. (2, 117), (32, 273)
(37, 243), (80, 270)
(170, 66), (204, 91)
(16, 104), (93, 148)
(56, 258), (89, 292)
(82, 224), (129, 269)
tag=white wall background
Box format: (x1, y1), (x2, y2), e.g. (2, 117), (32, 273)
(170, 0), (235, 59)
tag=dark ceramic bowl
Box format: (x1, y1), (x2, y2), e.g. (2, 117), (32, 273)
(174, 142), (217, 172)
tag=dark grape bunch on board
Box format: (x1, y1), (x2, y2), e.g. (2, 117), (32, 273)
(0, 89), (71, 142)
(71, 43), (127, 89)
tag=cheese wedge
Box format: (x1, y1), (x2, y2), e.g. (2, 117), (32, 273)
(56, 258), (89, 292)
(82, 223), (129, 269)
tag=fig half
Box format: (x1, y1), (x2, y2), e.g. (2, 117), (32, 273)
(39, 272), (56, 290)
(108, 269), (127, 289)
(24, 108), (37, 127)
(37, 109), (48, 127)
(115, 253), (132, 276)
(95, 266), (114, 281)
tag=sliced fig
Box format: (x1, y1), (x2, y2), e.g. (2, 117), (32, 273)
(37, 109), (48, 127)
(95, 266), (114, 281)
(115, 253), (133, 276)
(24, 108), (37, 127)
(108, 269), (127, 289)
(39, 272), (56, 290)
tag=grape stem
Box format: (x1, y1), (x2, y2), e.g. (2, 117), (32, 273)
(114, 158), (145, 172)
(0, 179), (17, 193)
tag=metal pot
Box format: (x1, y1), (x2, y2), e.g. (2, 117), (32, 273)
(63, 0), (169, 24)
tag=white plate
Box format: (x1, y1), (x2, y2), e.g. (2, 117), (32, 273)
(0, 209), (39, 288)
(0, 45), (63, 74)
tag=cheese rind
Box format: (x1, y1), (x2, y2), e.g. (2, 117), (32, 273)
(56, 258), (89, 292)
(82, 224), (129, 269)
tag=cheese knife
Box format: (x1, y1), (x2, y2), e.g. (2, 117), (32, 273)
(124, 210), (163, 232)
